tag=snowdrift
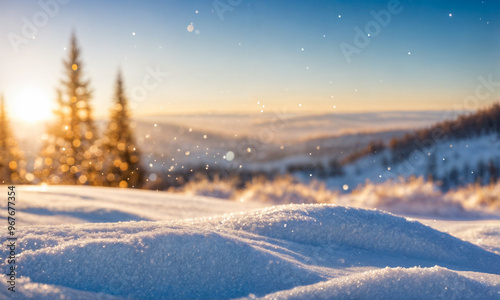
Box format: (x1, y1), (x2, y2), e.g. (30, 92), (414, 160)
(2, 185), (265, 225)
(3, 202), (500, 299)
(262, 266), (500, 300)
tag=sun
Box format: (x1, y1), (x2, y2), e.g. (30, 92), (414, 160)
(10, 88), (53, 123)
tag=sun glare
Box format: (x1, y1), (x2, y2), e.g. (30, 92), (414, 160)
(10, 89), (52, 123)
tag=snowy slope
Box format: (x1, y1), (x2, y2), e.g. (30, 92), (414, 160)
(322, 133), (500, 192)
(1, 186), (499, 299)
(261, 266), (500, 300)
(1, 185), (265, 225)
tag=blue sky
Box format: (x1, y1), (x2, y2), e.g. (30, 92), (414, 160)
(0, 0), (499, 121)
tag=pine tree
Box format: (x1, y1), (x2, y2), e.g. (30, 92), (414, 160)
(425, 152), (437, 181)
(35, 33), (103, 185)
(477, 159), (486, 185)
(0, 95), (26, 183)
(328, 158), (344, 177)
(488, 159), (498, 184)
(448, 166), (459, 186)
(103, 71), (143, 188)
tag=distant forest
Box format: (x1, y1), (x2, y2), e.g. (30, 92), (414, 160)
(342, 103), (500, 189)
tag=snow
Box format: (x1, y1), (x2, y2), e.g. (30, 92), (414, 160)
(344, 177), (500, 217)
(2, 185), (265, 225)
(1, 186), (499, 299)
(261, 266), (500, 300)
(329, 133), (500, 191)
(180, 175), (500, 218)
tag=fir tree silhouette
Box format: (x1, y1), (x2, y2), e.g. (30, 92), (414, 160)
(103, 71), (144, 188)
(35, 33), (103, 185)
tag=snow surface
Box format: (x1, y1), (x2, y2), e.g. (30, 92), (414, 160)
(325, 133), (500, 192)
(261, 266), (500, 300)
(1, 185), (265, 225)
(1, 186), (499, 299)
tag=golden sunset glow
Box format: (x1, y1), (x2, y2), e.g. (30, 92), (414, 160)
(10, 88), (52, 122)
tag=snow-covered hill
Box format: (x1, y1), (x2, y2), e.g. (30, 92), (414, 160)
(1, 185), (499, 299)
(320, 133), (500, 192)
(310, 104), (500, 192)
(1, 185), (265, 225)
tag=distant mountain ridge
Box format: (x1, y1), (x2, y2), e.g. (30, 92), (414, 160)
(388, 103), (500, 161)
